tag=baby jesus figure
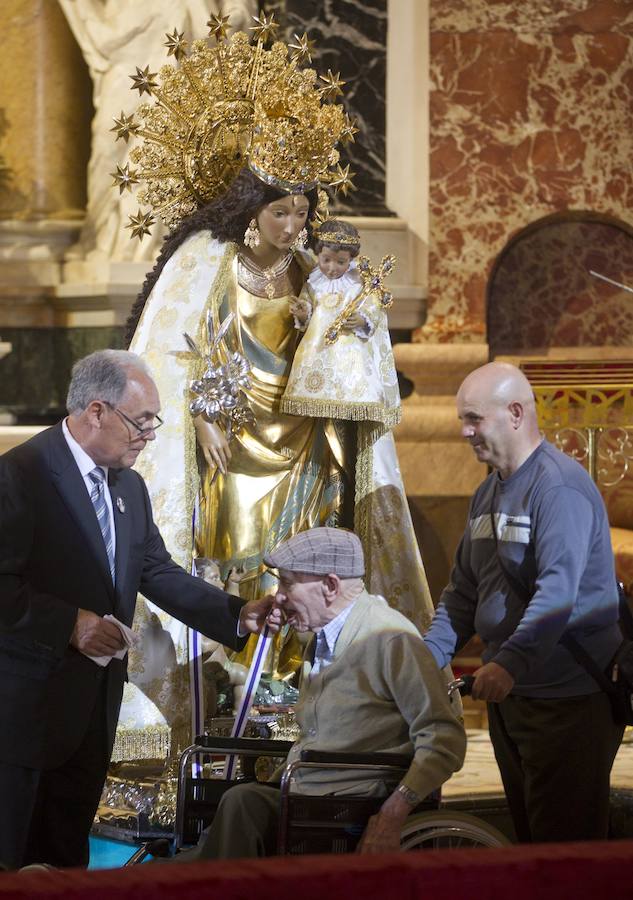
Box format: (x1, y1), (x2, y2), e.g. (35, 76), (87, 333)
(281, 220), (400, 427)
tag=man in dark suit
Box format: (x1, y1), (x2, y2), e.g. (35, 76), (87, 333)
(0, 349), (276, 870)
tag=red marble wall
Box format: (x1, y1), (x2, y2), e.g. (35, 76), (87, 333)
(418, 0), (633, 345)
(487, 217), (633, 355)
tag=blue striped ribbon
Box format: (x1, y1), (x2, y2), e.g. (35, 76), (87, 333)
(223, 626), (272, 780)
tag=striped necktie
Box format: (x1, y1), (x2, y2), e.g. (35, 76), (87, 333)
(88, 466), (115, 584)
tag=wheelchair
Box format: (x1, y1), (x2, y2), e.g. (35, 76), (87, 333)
(160, 675), (509, 859)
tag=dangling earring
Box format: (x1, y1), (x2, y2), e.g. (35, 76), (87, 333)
(292, 227), (308, 251)
(243, 218), (260, 248)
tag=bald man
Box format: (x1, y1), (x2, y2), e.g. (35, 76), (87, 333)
(424, 362), (624, 843)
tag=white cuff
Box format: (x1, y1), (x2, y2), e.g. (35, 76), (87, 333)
(353, 311), (374, 340)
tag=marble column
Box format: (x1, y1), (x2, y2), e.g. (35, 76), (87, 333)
(0, 0), (97, 418)
(275, 0), (389, 216)
(1, 0), (92, 220)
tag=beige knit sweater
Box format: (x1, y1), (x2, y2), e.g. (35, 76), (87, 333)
(278, 590), (466, 799)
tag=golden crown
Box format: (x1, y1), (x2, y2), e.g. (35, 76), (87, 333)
(111, 13), (358, 240)
(313, 221), (361, 247)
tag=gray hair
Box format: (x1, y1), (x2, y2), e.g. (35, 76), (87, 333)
(66, 349), (151, 413)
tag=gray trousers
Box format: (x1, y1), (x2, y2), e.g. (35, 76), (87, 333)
(175, 782), (281, 861)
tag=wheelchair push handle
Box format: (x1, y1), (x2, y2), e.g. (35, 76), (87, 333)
(447, 675), (475, 697)
(123, 838), (171, 866)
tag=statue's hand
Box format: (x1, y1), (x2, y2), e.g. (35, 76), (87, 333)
(340, 311), (367, 334)
(225, 567), (244, 598)
(289, 298), (310, 325)
(194, 417), (232, 474)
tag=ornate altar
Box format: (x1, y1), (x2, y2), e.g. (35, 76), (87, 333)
(522, 359), (633, 595)
(522, 360), (633, 489)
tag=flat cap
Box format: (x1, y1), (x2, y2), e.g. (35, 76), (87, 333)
(263, 527), (365, 578)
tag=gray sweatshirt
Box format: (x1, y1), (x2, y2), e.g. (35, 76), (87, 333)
(425, 440), (622, 698)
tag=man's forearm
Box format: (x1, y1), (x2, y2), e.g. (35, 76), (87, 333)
(424, 596), (474, 668)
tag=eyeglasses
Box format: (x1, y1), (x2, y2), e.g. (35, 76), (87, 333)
(103, 401), (164, 438)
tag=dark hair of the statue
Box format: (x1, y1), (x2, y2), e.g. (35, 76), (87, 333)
(312, 219), (360, 260)
(125, 167), (319, 345)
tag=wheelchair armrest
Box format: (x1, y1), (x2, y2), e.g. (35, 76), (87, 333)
(192, 736), (295, 755)
(299, 749), (411, 768)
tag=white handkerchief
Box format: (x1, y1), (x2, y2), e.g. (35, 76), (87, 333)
(85, 614), (138, 668)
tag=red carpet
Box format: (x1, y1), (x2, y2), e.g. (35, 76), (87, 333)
(2, 842), (633, 900)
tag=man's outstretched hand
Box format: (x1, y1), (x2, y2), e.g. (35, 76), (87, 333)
(238, 594), (284, 635)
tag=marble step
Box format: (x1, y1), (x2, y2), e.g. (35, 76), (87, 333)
(394, 342), (489, 399)
(395, 403), (460, 441)
(0, 425), (44, 455)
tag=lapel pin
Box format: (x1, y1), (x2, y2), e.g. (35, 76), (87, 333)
(116, 497), (126, 514)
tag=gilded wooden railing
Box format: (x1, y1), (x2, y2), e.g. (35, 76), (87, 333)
(522, 361), (633, 491)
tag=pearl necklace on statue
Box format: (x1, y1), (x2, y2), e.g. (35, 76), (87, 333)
(237, 250), (294, 300)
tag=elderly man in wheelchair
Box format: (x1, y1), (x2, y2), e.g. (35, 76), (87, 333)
(171, 527), (481, 861)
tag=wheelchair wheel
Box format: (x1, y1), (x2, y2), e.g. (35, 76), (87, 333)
(400, 810), (510, 849)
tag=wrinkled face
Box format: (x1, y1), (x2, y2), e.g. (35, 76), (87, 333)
(256, 194), (310, 251)
(318, 247), (352, 280)
(456, 386), (513, 472)
(93, 372), (161, 469)
(274, 570), (330, 633)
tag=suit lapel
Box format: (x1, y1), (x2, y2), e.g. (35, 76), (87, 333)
(108, 468), (131, 606)
(48, 424), (114, 597)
